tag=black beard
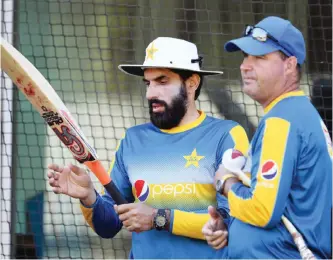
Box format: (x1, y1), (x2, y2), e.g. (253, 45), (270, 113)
(148, 84), (188, 129)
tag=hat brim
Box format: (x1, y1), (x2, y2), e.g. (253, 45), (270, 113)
(118, 65), (223, 77)
(224, 36), (281, 56)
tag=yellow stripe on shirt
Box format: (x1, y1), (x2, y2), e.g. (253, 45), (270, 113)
(160, 111), (206, 134)
(264, 90), (305, 114)
(229, 125), (250, 155)
(229, 117), (290, 227)
(172, 210), (211, 240)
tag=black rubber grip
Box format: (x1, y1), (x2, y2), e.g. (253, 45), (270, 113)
(104, 181), (127, 205)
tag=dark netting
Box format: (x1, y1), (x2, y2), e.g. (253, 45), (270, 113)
(1, 0), (331, 258)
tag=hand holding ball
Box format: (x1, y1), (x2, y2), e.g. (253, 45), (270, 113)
(222, 149), (250, 186)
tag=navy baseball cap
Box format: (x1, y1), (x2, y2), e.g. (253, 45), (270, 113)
(224, 16), (306, 65)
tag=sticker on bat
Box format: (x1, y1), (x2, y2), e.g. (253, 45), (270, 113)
(59, 110), (81, 131)
(52, 125), (91, 162)
(42, 109), (64, 126)
(59, 109), (98, 159)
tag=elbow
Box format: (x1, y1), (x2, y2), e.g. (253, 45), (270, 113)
(93, 218), (123, 238)
(231, 204), (274, 228)
(257, 206), (282, 229)
(248, 211), (280, 229)
(95, 226), (122, 239)
(229, 187), (283, 228)
(263, 216), (281, 229)
(250, 208), (273, 228)
(90, 198), (123, 238)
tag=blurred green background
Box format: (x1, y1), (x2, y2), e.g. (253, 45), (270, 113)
(1, 0), (331, 258)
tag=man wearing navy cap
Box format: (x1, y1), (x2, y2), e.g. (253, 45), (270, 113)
(202, 16), (332, 258)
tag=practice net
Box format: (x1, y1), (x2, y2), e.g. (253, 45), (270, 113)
(1, 0), (331, 258)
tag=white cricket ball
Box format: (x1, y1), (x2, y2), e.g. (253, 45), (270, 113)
(222, 148), (246, 171)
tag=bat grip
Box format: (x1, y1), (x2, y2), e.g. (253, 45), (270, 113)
(103, 182), (127, 205)
(84, 160), (128, 205)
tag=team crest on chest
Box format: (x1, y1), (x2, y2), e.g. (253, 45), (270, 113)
(183, 148), (205, 168)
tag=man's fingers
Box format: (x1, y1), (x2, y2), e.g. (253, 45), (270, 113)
(209, 231), (228, 246)
(212, 237), (228, 250)
(125, 224), (138, 232)
(206, 233), (217, 243)
(212, 230), (227, 238)
(47, 165), (64, 182)
(47, 172), (54, 179)
(69, 164), (84, 176)
(206, 230), (226, 241)
(122, 219), (131, 228)
(202, 229), (213, 236)
(202, 224), (214, 236)
(48, 164), (63, 173)
(116, 203), (137, 214)
(208, 206), (220, 220)
(202, 217), (220, 237)
(52, 186), (62, 194)
(213, 241), (227, 250)
(118, 211), (132, 222)
(126, 222), (144, 233)
(48, 178), (59, 187)
(48, 172), (60, 181)
(208, 218), (219, 233)
(206, 230), (228, 250)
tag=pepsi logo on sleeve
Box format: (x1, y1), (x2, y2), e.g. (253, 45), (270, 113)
(261, 160), (278, 180)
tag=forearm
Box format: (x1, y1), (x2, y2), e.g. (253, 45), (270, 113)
(80, 188), (97, 206)
(80, 191), (123, 238)
(222, 180), (272, 227)
(167, 209), (211, 240)
(222, 177), (239, 197)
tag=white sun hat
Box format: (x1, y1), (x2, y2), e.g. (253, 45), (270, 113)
(118, 37), (223, 76)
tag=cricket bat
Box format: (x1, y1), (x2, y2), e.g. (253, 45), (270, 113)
(0, 37), (127, 205)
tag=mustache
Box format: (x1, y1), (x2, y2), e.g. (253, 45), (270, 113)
(148, 99), (168, 109)
(242, 74), (256, 80)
